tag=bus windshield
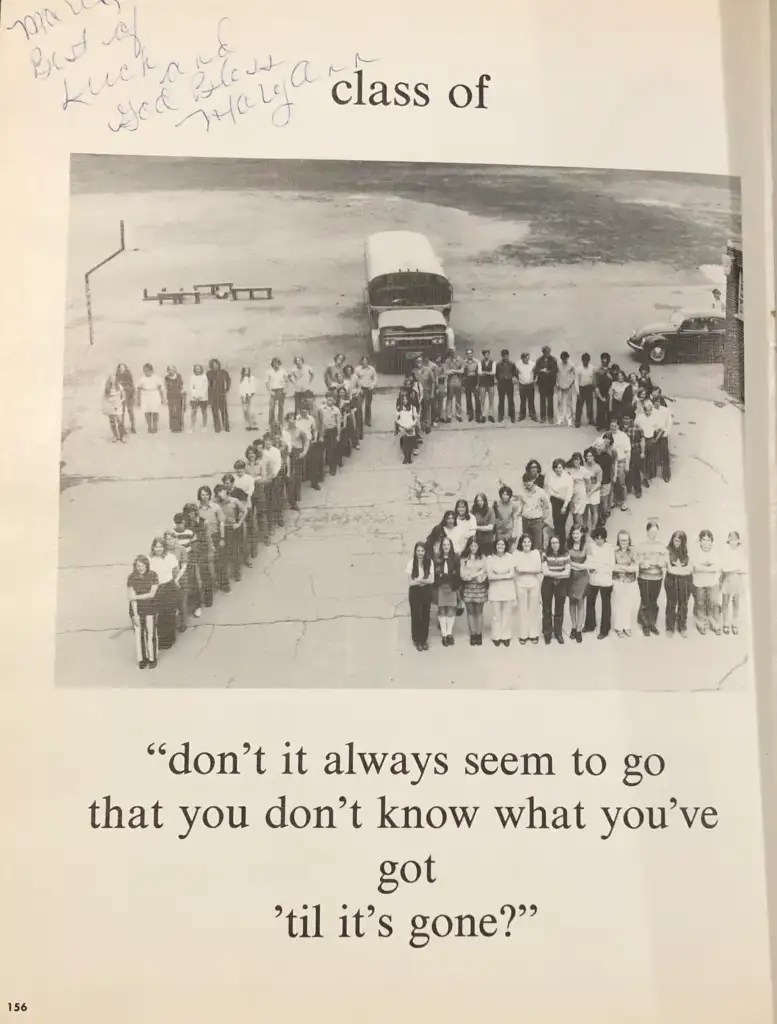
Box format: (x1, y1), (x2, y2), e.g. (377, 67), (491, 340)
(368, 272), (452, 308)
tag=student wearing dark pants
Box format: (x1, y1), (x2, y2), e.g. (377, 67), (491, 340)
(541, 536), (570, 644)
(207, 358), (231, 432)
(583, 526), (614, 638)
(406, 543), (436, 651)
(516, 352), (537, 421)
(534, 346), (558, 424)
(665, 530), (693, 636)
(461, 349), (481, 422)
(574, 353), (595, 427)
(318, 395), (341, 476)
(495, 350), (517, 422)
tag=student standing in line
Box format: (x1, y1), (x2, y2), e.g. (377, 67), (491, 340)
(281, 412), (310, 511)
(207, 359), (231, 433)
(425, 510), (458, 565)
(593, 353), (613, 429)
(652, 396), (673, 483)
(265, 357), (288, 430)
(547, 458), (573, 539)
(514, 532), (542, 645)
(555, 351), (576, 426)
(471, 492), (496, 556)
(621, 412), (644, 500)
(583, 526), (614, 638)
(126, 555), (159, 669)
(244, 446), (270, 548)
(637, 364), (654, 394)
(609, 369), (633, 423)
(196, 484), (226, 591)
(215, 482), (247, 587)
(343, 364), (364, 441)
(541, 534), (570, 644)
(664, 529), (693, 637)
(415, 355), (436, 434)
(396, 394), (419, 464)
(432, 353), (448, 424)
(319, 393), (341, 475)
(609, 418), (631, 511)
(611, 529), (638, 637)
(115, 363), (136, 434)
(516, 352), (537, 422)
(356, 355), (377, 427)
(164, 365), (185, 433)
(173, 511), (198, 616)
(574, 353), (595, 427)
(407, 541), (435, 652)
(262, 432), (286, 528)
(493, 485), (519, 552)
(595, 434), (616, 522)
(515, 471), (551, 551)
(692, 530), (722, 635)
(495, 349), (518, 423)
(568, 451), (590, 528)
(324, 353), (346, 392)
(434, 536), (461, 646)
(188, 364), (210, 431)
(102, 374), (127, 443)
(149, 536), (180, 651)
(720, 530), (746, 636)
(478, 349), (496, 422)
(450, 498), (477, 556)
(239, 367), (258, 430)
(460, 537), (489, 645)
(583, 447), (602, 534)
(183, 503), (210, 612)
(461, 348), (482, 422)
(635, 519), (667, 636)
(486, 536), (517, 647)
(445, 350), (465, 422)
(635, 399), (659, 486)
(162, 529), (188, 633)
(232, 460), (258, 559)
(566, 523), (589, 642)
(534, 345), (558, 424)
(290, 355), (315, 415)
(297, 400), (322, 491)
(136, 363), (164, 433)
(525, 459), (545, 490)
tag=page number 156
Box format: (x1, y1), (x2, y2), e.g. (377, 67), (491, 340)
(7, 1006), (27, 1013)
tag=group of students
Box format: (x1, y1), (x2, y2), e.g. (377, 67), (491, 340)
(123, 384), (373, 669)
(406, 498), (747, 651)
(392, 348), (672, 473)
(102, 354), (379, 441)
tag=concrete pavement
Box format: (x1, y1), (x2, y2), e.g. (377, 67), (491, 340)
(56, 390), (750, 691)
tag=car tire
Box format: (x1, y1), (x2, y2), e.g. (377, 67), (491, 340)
(648, 342), (669, 364)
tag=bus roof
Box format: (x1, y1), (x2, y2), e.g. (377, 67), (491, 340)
(365, 231), (447, 282)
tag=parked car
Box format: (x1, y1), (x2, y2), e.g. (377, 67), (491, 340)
(626, 309), (725, 364)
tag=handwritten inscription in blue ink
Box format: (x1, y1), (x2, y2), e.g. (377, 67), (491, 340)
(6, 2), (378, 132)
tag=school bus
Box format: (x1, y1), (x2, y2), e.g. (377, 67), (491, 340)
(364, 231), (455, 371)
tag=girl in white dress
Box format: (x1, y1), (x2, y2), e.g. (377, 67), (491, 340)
(486, 537), (517, 646)
(514, 532), (543, 644)
(720, 530), (746, 635)
(136, 362), (164, 433)
(568, 452), (589, 528)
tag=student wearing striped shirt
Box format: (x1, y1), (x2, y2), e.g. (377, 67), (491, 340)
(541, 534), (570, 645)
(171, 515), (195, 626)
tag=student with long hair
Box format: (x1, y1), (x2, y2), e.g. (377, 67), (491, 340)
(265, 357), (288, 429)
(239, 366), (258, 430)
(720, 530), (746, 635)
(149, 536), (180, 651)
(486, 536), (517, 646)
(356, 355), (377, 427)
(188, 364), (210, 431)
(636, 519), (667, 636)
(407, 541), (435, 651)
(471, 493), (496, 556)
(566, 523), (589, 642)
(525, 459), (545, 491)
(568, 452), (589, 528)
(583, 526), (614, 638)
(665, 529), (692, 637)
(196, 484), (226, 591)
(183, 503), (211, 612)
(514, 532), (543, 645)
(115, 363), (136, 433)
(426, 511), (457, 562)
(450, 498), (477, 555)
(164, 365), (185, 432)
(126, 554), (159, 669)
(609, 368), (633, 422)
(692, 530), (722, 635)
(541, 533), (570, 644)
(396, 394), (419, 463)
(207, 359), (231, 432)
(163, 529), (189, 633)
(547, 458), (573, 539)
(102, 373), (126, 442)
(435, 536), (461, 646)
(460, 536), (489, 645)
(611, 529), (638, 637)
(583, 447), (602, 533)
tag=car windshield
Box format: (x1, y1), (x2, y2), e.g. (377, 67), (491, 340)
(669, 311), (685, 327)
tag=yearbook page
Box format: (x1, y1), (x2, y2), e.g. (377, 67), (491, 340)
(0, 0), (774, 1021)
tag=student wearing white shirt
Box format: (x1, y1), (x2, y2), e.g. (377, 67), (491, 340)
(546, 458), (574, 539)
(574, 353), (595, 426)
(265, 358), (288, 429)
(396, 395), (419, 464)
(188, 364), (210, 431)
(608, 418), (632, 511)
(516, 352), (537, 422)
(692, 529), (722, 635)
(513, 533), (543, 644)
(720, 530), (746, 635)
(486, 537), (517, 646)
(407, 542), (436, 651)
(583, 526), (614, 638)
(634, 399), (659, 484)
(356, 356), (378, 427)
(239, 366), (258, 430)
(290, 356), (315, 415)
(555, 351), (577, 426)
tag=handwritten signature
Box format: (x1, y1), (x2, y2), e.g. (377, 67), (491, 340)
(6, 3), (378, 131)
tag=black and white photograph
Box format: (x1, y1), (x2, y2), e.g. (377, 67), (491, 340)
(57, 156), (749, 689)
